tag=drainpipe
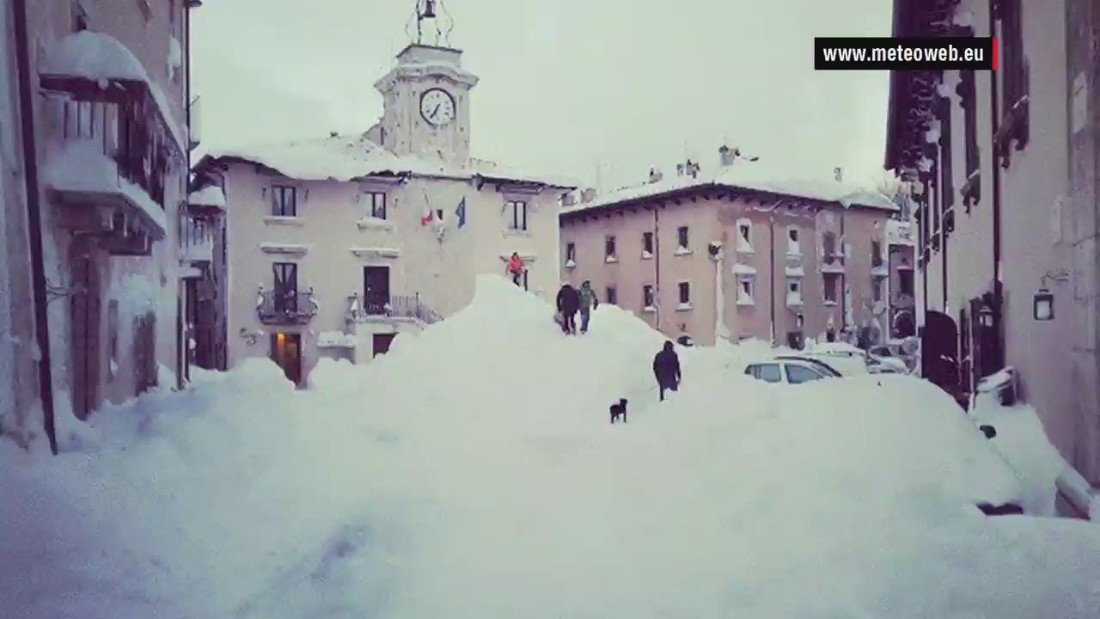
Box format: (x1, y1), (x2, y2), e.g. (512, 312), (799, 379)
(840, 206), (847, 334)
(653, 207), (661, 332)
(13, 0), (58, 455)
(987, 3), (1004, 367)
(177, 1), (194, 391)
(769, 211), (777, 344)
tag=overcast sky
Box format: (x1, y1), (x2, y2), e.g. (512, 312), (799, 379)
(192, 0), (893, 191)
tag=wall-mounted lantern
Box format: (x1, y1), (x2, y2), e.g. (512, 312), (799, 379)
(978, 303), (994, 328)
(1033, 289), (1054, 321)
(1033, 270), (1070, 322)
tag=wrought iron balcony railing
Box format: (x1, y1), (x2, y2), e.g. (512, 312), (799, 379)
(257, 288), (318, 325)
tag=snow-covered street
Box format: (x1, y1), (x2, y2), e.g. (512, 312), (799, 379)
(3, 277), (1100, 619)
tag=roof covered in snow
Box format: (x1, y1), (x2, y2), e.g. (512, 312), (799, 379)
(197, 133), (577, 189)
(561, 163), (899, 218)
(39, 31), (186, 154)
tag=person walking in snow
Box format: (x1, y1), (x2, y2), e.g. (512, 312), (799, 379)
(507, 252), (526, 287)
(652, 340), (682, 402)
(556, 283), (580, 335)
(577, 280), (598, 334)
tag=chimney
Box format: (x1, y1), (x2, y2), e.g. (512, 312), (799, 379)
(561, 192), (576, 207)
(676, 163), (685, 176)
(581, 187), (597, 203)
(648, 167), (663, 183)
(719, 145), (735, 167)
(687, 159), (699, 178)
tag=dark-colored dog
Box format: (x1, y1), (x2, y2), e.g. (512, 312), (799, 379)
(610, 398), (628, 424)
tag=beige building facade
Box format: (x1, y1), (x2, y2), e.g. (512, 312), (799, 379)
(197, 38), (572, 385)
(2, 0), (201, 448)
(886, 0), (1099, 515)
(559, 155), (904, 348)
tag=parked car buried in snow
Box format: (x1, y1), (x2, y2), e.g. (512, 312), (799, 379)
(743, 356), (843, 385)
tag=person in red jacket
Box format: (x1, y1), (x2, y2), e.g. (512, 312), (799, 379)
(507, 252), (526, 286)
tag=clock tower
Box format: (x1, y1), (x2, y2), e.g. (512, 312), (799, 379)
(374, 0), (478, 165)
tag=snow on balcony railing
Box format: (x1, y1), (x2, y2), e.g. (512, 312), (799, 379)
(40, 90), (172, 237)
(179, 214), (214, 262)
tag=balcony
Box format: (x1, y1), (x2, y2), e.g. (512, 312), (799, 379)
(352, 294), (442, 325)
(39, 32), (183, 244)
(257, 288), (318, 325)
(180, 214), (214, 264)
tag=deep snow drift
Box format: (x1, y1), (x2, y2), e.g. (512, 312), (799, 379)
(3, 276), (1100, 619)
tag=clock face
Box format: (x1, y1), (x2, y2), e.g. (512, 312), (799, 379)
(420, 88), (456, 127)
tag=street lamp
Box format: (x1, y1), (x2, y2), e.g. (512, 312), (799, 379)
(1033, 288), (1054, 321)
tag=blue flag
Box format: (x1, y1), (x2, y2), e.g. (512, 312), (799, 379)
(455, 196), (467, 228)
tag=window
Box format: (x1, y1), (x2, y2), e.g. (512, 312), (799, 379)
(871, 240), (883, 267)
(521, 270), (529, 291)
(606, 286), (618, 305)
(71, 0), (88, 31)
(822, 231), (837, 258)
(737, 276), (754, 305)
(823, 273), (840, 304)
(169, 0), (182, 38)
(678, 281), (691, 306)
(565, 242), (576, 265)
(872, 277), (884, 303)
(785, 364), (826, 385)
(786, 279), (802, 305)
(605, 235), (617, 261)
(994, 0), (1029, 160)
(899, 270), (915, 296)
(367, 192), (387, 219)
(272, 185), (297, 217)
(736, 219), (753, 251)
(272, 262), (298, 313)
(750, 363), (783, 383)
(958, 69), (981, 209)
(677, 226), (690, 250)
(787, 226), (801, 255)
(642, 231), (654, 256)
(507, 200), (528, 231)
(643, 284), (655, 309)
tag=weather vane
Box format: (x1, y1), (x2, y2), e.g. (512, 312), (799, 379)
(406, 0), (455, 47)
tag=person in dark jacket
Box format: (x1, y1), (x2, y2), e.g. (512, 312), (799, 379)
(556, 283), (580, 335)
(652, 340), (682, 401)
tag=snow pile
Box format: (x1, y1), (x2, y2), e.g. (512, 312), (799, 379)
(187, 184), (226, 209)
(4, 275), (1100, 618)
(971, 392), (1071, 517)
